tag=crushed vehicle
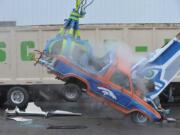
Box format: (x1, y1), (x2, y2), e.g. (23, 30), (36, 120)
(35, 0), (180, 123)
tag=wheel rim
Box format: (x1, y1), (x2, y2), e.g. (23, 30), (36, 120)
(65, 86), (78, 99)
(10, 90), (25, 104)
(136, 112), (147, 123)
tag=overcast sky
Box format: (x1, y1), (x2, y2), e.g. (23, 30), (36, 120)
(0, 0), (180, 26)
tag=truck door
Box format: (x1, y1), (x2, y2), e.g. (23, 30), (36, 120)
(108, 70), (132, 108)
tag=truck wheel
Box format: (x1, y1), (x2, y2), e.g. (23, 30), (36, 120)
(62, 83), (82, 102)
(131, 112), (148, 124)
(7, 87), (29, 109)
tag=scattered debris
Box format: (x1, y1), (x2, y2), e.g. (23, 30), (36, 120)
(47, 110), (82, 117)
(7, 117), (32, 122)
(6, 116), (48, 129)
(47, 125), (88, 129)
(166, 117), (177, 123)
(5, 102), (82, 117)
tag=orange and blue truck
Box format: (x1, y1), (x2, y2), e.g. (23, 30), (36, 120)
(36, 0), (180, 123)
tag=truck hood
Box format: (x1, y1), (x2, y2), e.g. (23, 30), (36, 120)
(131, 38), (180, 100)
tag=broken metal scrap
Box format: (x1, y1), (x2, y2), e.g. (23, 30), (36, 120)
(5, 103), (82, 117)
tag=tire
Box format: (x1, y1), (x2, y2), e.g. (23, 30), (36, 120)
(7, 86), (29, 109)
(131, 112), (148, 124)
(62, 83), (82, 102)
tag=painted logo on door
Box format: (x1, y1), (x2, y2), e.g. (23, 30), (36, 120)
(97, 86), (117, 100)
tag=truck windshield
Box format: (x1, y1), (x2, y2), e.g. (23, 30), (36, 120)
(71, 45), (87, 64)
(110, 70), (130, 91)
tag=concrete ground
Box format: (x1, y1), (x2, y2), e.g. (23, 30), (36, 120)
(0, 94), (180, 135)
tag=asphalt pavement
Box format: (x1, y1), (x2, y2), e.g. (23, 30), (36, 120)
(0, 94), (180, 135)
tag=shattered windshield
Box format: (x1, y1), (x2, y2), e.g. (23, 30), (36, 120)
(110, 70), (130, 90)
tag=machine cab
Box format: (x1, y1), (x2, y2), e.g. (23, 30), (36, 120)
(98, 60), (136, 107)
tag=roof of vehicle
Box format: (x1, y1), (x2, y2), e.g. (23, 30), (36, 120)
(115, 57), (132, 76)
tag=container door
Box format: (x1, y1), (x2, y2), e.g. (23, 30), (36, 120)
(0, 31), (12, 84)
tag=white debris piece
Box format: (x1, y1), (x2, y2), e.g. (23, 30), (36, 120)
(166, 117), (177, 123)
(5, 103), (47, 116)
(23, 102), (47, 116)
(8, 117), (32, 122)
(50, 110), (82, 116)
